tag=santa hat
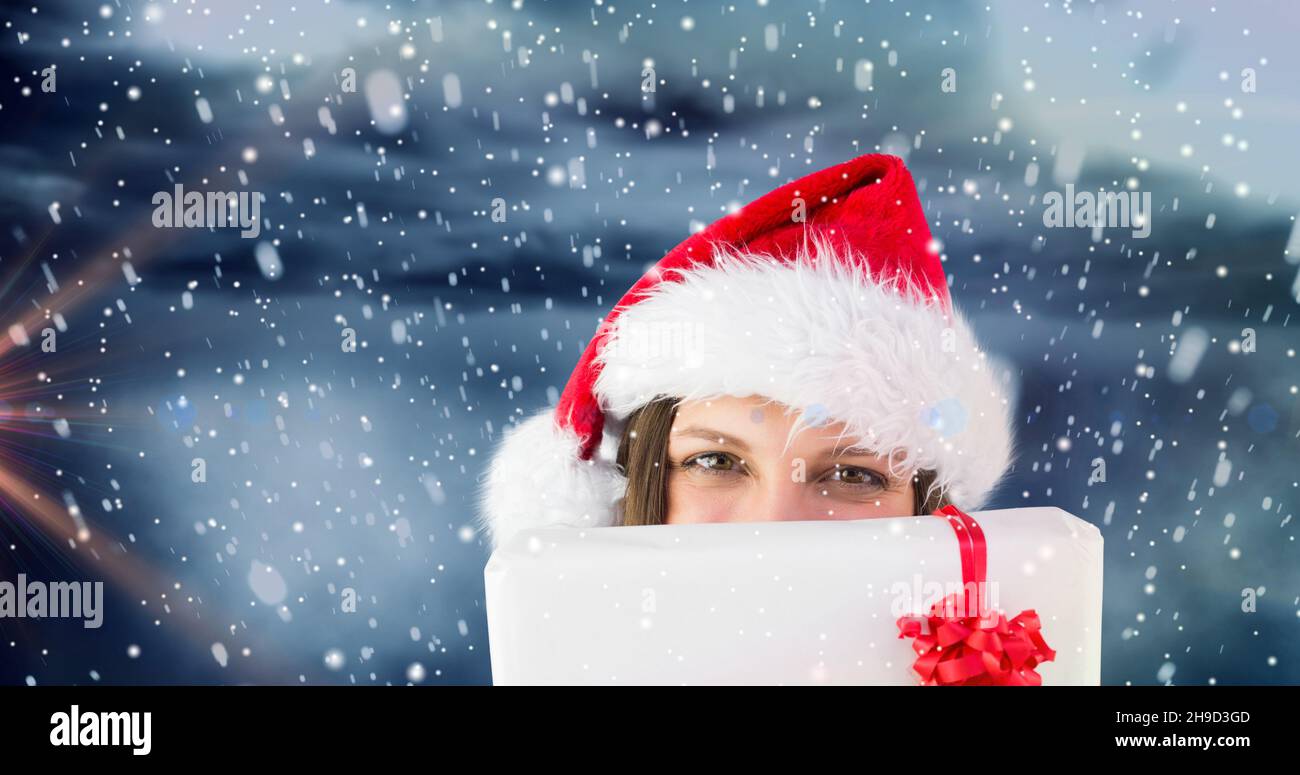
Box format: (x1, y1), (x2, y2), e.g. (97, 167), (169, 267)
(477, 154), (1017, 550)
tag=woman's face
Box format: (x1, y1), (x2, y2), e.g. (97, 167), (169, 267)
(665, 395), (915, 524)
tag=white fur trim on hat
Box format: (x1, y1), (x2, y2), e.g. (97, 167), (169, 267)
(592, 242), (1018, 513)
(475, 409), (627, 550)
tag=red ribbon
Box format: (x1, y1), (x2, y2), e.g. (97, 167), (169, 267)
(895, 504), (1057, 685)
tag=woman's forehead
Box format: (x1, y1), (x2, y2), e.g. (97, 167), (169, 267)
(670, 395), (885, 458)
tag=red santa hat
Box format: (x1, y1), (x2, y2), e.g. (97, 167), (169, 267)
(478, 154), (1018, 550)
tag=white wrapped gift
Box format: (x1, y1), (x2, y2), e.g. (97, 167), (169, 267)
(484, 506), (1103, 685)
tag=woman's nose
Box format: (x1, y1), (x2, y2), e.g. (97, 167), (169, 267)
(746, 480), (821, 522)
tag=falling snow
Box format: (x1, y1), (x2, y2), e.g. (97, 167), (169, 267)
(0, 0), (1294, 688)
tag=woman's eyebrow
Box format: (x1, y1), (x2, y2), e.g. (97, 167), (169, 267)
(816, 442), (890, 463)
(830, 446), (885, 459)
(671, 426), (753, 454)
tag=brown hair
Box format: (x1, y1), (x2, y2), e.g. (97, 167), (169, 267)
(615, 397), (949, 525)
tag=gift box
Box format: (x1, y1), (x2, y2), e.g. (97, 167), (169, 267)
(484, 506), (1103, 685)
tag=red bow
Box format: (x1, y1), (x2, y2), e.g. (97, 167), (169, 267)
(896, 505), (1057, 685)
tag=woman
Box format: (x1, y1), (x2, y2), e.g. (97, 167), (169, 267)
(477, 154), (1018, 550)
(616, 393), (945, 527)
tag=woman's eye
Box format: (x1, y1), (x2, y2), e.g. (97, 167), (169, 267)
(825, 465), (886, 489)
(682, 452), (741, 475)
